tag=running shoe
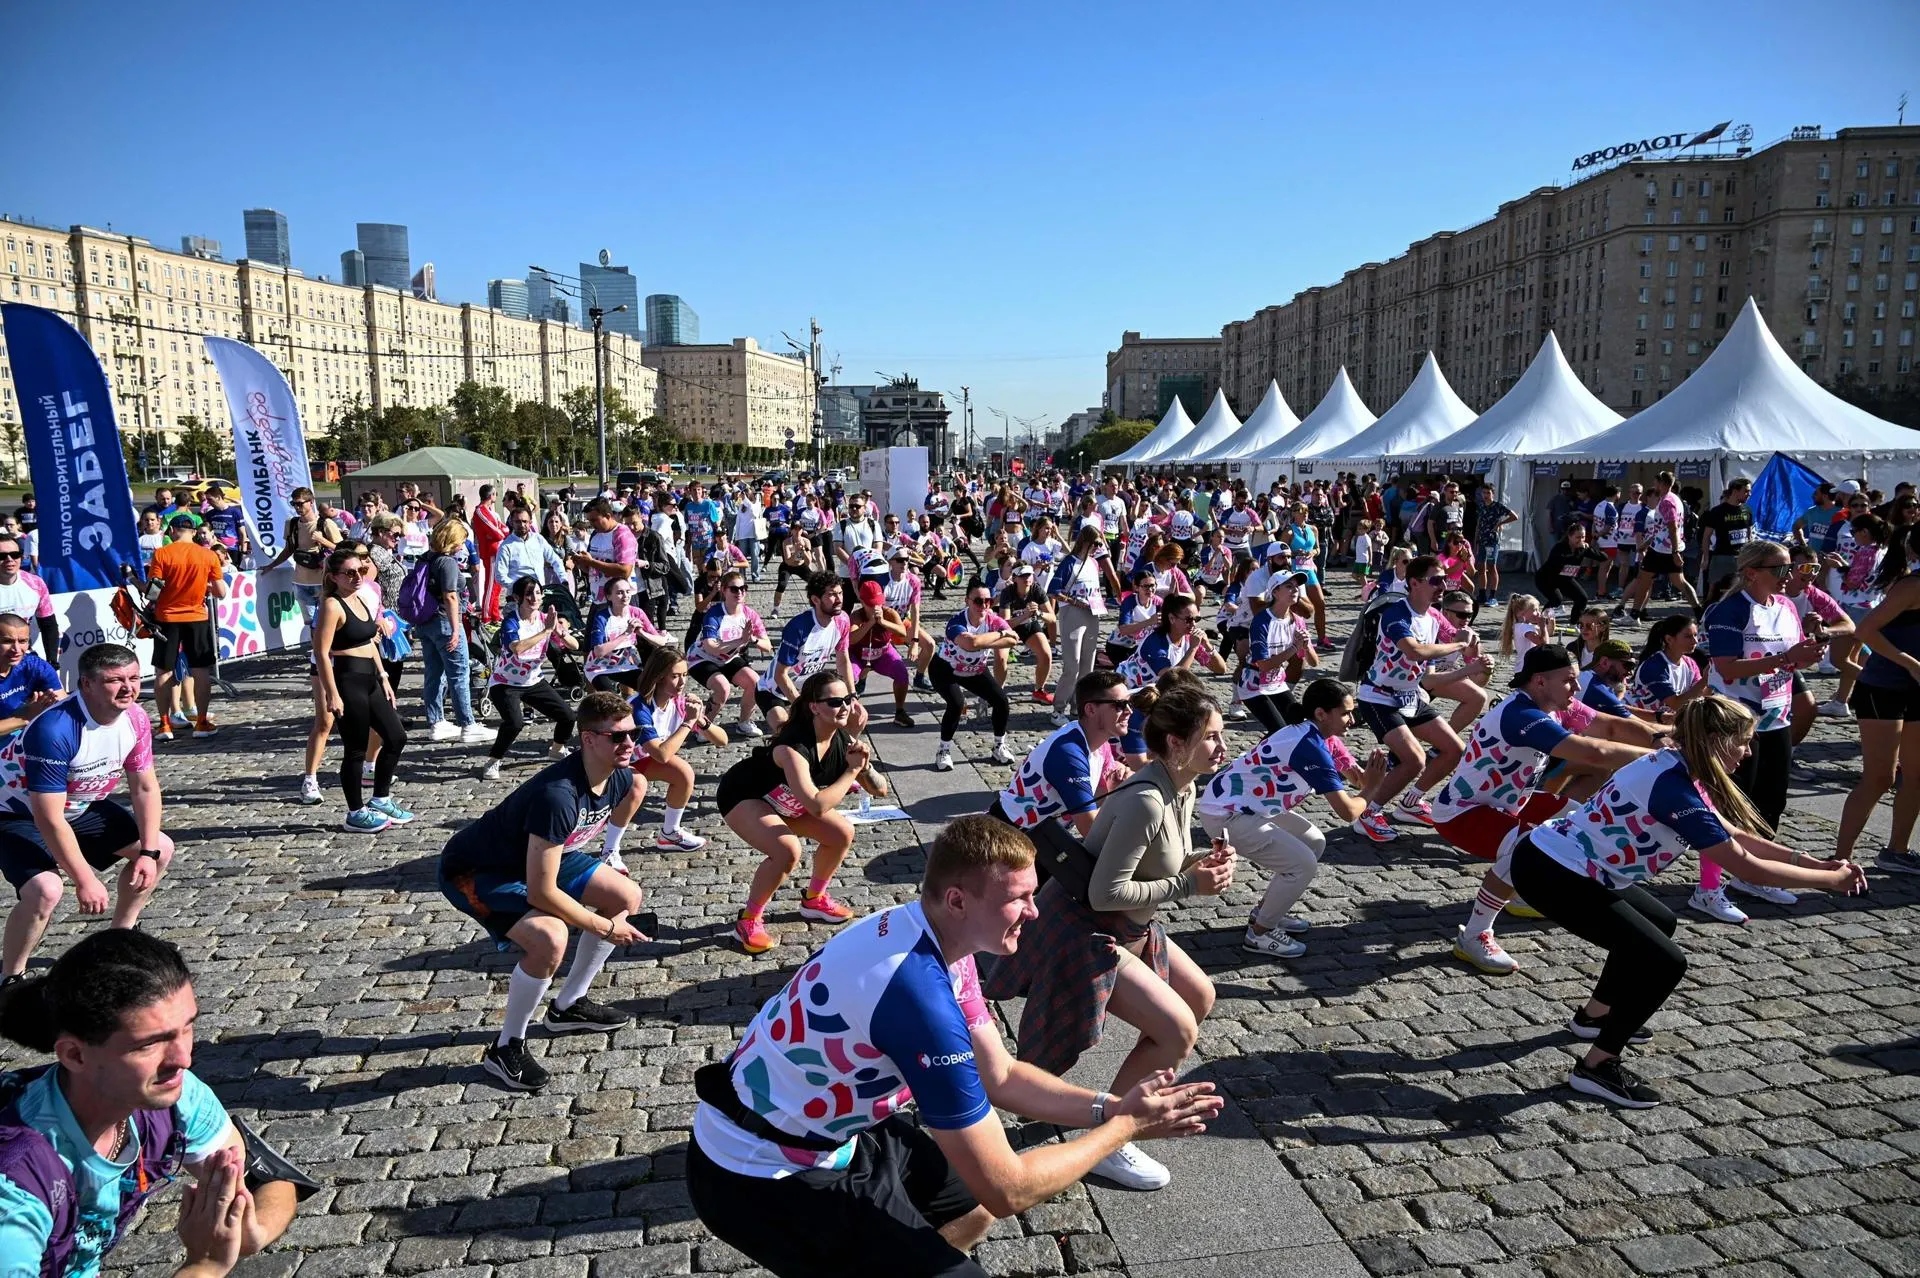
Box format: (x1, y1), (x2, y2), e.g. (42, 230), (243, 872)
(799, 892), (855, 923)
(1091, 1141), (1171, 1191)
(1451, 926), (1518, 975)
(343, 807), (392, 833)
(1393, 792), (1436, 825)
(543, 996), (632, 1034)
(482, 1037), (549, 1091)
(1569, 1057), (1662, 1108)
(1504, 898), (1544, 920)
(1816, 699), (1852, 719)
(1033, 689), (1055, 706)
(1876, 848), (1920, 875)
(989, 741), (1015, 765)
(361, 761), (376, 785)
(1350, 810), (1397, 843)
(1225, 703), (1250, 722)
(460, 722), (493, 744)
(297, 775), (323, 806)
(1315, 637), (1339, 652)
(430, 720), (462, 742)
(1243, 927), (1306, 959)
(734, 913), (777, 954)
(549, 741), (572, 759)
(193, 718), (219, 739)
(893, 711), (914, 729)
(735, 720), (765, 738)
(368, 797), (415, 825)
(155, 720), (173, 741)
(1268, 913), (1311, 935)
(1688, 886), (1748, 924)
(169, 710), (193, 728)
(913, 673), (933, 692)
(1566, 1008), (1653, 1044)
(601, 849), (630, 876)
(1728, 878), (1796, 906)
(932, 747), (954, 773)
(480, 759), (503, 780)
(656, 828), (708, 851)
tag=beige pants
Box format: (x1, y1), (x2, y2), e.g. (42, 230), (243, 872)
(1198, 807), (1326, 930)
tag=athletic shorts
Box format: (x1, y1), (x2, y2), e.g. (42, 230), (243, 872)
(154, 618), (216, 671)
(1011, 616), (1045, 641)
(1432, 793), (1569, 862)
(1790, 671), (1808, 700)
(1851, 681), (1920, 722)
(689, 1115), (984, 1278)
(690, 656), (753, 685)
(1640, 551), (1683, 574)
(1223, 624), (1250, 649)
(1601, 545), (1620, 561)
(0, 801), (140, 891)
(754, 687), (789, 716)
(439, 849), (602, 942)
(1355, 697), (1440, 739)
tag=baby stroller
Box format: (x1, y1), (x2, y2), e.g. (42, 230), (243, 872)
(543, 585), (590, 704)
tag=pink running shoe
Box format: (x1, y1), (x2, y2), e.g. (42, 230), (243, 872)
(799, 891), (855, 923)
(1351, 810), (1398, 843)
(734, 913), (777, 954)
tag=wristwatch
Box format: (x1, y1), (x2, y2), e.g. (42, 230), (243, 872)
(1090, 1092), (1111, 1126)
(138, 848), (162, 860)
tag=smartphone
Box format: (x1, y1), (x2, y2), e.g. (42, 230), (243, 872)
(631, 910), (660, 940)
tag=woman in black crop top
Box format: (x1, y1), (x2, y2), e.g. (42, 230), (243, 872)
(314, 548), (412, 833)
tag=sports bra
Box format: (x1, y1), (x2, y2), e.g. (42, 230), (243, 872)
(332, 596), (382, 650)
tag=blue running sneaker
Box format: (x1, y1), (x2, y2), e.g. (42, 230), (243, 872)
(343, 808), (392, 833)
(368, 797), (415, 825)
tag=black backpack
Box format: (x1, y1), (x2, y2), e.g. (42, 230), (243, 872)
(1338, 592), (1398, 684)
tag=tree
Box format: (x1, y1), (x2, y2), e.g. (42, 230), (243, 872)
(381, 406), (449, 461)
(512, 402), (570, 475)
(1827, 373), (1920, 432)
(559, 386), (642, 475)
(171, 414), (233, 477)
(1063, 418), (1155, 468)
(451, 381), (515, 457)
(323, 394), (380, 465)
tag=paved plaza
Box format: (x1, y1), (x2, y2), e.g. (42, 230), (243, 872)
(12, 577), (1917, 1278)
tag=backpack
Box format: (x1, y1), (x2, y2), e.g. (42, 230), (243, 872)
(1338, 592), (1397, 683)
(395, 555), (440, 626)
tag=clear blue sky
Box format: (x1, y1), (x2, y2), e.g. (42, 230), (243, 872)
(5, 0), (1916, 437)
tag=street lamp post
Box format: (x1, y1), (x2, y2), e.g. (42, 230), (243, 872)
(531, 266), (623, 492)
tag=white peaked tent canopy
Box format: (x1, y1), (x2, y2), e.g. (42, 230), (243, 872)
(1537, 298), (1920, 493)
(1109, 396), (1196, 466)
(1244, 368), (1377, 490)
(1151, 390), (1240, 466)
(1195, 381), (1300, 465)
(1427, 332), (1624, 557)
(1315, 352), (1477, 471)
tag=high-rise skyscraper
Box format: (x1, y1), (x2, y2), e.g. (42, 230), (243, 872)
(410, 263), (436, 301)
(340, 249), (367, 287)
(578, 261), (642, 339)
(242, 208), (289, 266)
(356, 222), (411, 290)
(488, 278), (530, 318)
(645, 294), (700, 346)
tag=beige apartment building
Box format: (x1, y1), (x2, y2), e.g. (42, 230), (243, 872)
(642, 337), (814, 449)
(1219, 125), (1920, 419)
(1105, 331), (1222, 420)
(0, 216), (659, 470)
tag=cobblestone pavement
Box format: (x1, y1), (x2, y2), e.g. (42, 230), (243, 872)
(7, 570), (1911, 1278)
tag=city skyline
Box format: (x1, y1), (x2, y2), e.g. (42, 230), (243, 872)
(4, 0), (1916, 435)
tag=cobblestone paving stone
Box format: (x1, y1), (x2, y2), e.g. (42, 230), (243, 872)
(3, 569), (1909, 1277)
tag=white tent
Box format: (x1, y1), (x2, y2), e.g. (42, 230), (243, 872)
(1242, 367), (1376, 490)
(1108, 396), (1196, 467)
(1425, 332), (1623, 559)
(1536, 298), (1920, 495)
(1193, 381), (1300, 466)
(1151, 389), (1241, 467)
(1314, 352), (1477, 474)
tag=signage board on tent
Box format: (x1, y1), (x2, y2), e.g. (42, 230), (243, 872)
(1531, 461), (1559, 478)
(1597, 461), (1628, 479)
(1296, 461), (1316, 476)
(1472, 457), (1494, 475)
(1677, 460), (1711, 479)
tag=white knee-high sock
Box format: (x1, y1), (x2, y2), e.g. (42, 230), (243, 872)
(498, 965), (551, 1045)
(554, 932), (616, 1010)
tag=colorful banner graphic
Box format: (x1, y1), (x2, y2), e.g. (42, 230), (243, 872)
(203, 336), (314, 562)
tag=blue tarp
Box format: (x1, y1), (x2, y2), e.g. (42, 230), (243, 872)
(1750, 451), (1829, 541)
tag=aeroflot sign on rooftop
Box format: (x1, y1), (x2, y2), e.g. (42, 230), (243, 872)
(1572, 121), (1732, 171)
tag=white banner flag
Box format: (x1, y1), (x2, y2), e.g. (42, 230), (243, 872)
(204, 336), (315, 562)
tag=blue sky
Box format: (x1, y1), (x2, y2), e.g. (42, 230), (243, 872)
(5, 0), (1916, 437)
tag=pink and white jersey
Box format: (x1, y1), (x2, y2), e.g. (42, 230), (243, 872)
(1358, 599), (1440, 709)
(490, 614), (555, 688)
(1238, 609), (1300, 698)
(1430, 691), (1571, 822)
(938, 611), (1011, 678)
(1837, 545), (1885, 612)
(585, 606), (660, 680)
(0, 697), (153, 816)
(881, 571), (922, 617)
(0, 574), (55, 621)
(586, 526), (638, 601)
(1704, 590), (1802, 732)
(1531, 749), (1732, 889)
(1198, 721), (1344, 818)
(1649, 491), (1685, 555)
(759, 609), (852, 693)
(699, 603), (768, 655)
(999, 722), (1113, 830)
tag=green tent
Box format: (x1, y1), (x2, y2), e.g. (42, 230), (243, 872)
(341, 447), (538, 515)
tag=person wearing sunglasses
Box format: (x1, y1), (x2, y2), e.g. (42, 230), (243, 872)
(755, 571), (854, 736)
(1350, 556), (1473, 841)
(1701, 543), (1828, 906)
(994, 671), (1134, 838)
(932, 581), (1024, 771)
(716, 670), (882, 954)
(438, 691), (651, 1092)
(481, 575), (580, 783)
(628, 644), (725, 856)
(1115, 594), (1227, 768)
(689, 572), (772, 738)
(0, 535), (59, 667)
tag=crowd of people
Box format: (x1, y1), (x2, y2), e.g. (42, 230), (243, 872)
(0, 459), (1909, 1278)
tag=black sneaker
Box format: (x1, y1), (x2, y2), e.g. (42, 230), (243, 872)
(1567, 1008), (1653, 1044)
(543, 996), (632, 1034)
(1569, 1057), (1663, 1108)
(482, 1037), (549, 1091)
(1876, 848), (1920, 875)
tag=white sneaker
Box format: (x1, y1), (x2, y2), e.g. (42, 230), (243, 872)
(480, 759), (502, 781)
(430, 720), (461, 742)
(1728, 877), (1797, 906)
(297, 775), (323, 806)
(169, 710), (193, 728)
(601, 849), (630, 876)
(461, 722), (493, 743)
(361, 761), (376, 785)
(549, 741), (572, 760)
(1091, 1141), (1171, 1191)
(1243, 927), (1307, 959)
(989, 741), (1015, 765)
(932, 747), (954, 773)
(1451, 925), (1518, 974)
(735, 719), (765, 738)
(1050, 711), (1071, 727)
(1816, 699), (1852, 719)
(1225, 703), (1251, 722)
(1688, 886), (1748, 924)
(656, 828), (708, 851)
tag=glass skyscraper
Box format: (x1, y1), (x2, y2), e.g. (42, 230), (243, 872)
(578, 262), (642, 338)
(644, 294), (699, 346)
(242, 208), (289, 266)
(489, 278), (530, 318)
(340, 249), (367, 286)
(356, 223), (411, 291)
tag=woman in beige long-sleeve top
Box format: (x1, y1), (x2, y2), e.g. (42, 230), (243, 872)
(983, 673), (1235, 1192)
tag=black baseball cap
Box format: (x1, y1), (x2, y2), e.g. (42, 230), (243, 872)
(1510, 643), (1574, 688)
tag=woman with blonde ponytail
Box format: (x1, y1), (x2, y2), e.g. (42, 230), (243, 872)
(1506, 693), (1867, 1109)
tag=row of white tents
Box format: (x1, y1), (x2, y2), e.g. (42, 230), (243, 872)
(1108, 299), (1920, 558)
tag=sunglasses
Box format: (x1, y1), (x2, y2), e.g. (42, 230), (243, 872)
(1083, 698), (1131, 709)
(723, 583), (746, 592)
(1424, 576), (1447, 587)
(970, 595), (993, 604)
(815, 694), (856, 708)
(0, 552), (21, 562)
(1758, 562), (1792, 577)
(588, 727), (640, 743)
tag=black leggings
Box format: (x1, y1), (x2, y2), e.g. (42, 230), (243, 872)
(930, 657), (1009, 741)
(1732, 725), (1790, 832)
(488, 680), (576, 760)
(1538, 575), (1589, 614)
(1511, 836), (1685, 1055)
(591, 668), (645, 694)
(1243, 689), (1302, 735)
(334, 656), (406, 810)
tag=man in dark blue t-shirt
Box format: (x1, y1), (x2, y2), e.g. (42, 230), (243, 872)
(0, 614), (61, 739)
